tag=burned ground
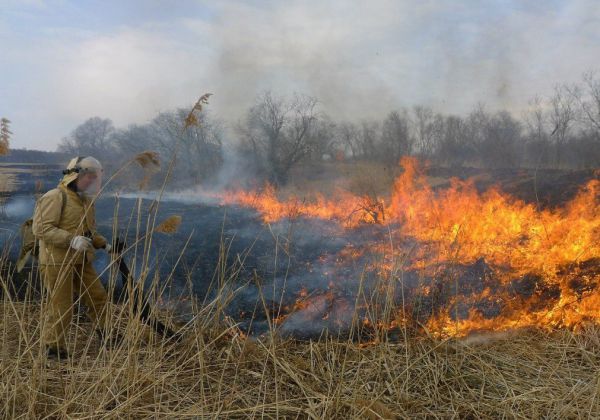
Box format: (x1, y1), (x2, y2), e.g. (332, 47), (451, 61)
(0, 162), (598, 340)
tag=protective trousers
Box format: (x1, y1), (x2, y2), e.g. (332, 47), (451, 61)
(41, 262), (109, 352)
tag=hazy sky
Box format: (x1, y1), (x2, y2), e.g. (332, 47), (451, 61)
(1, 0), (599, 151)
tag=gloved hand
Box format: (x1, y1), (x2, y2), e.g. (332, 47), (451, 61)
(70, 236), (93, 252)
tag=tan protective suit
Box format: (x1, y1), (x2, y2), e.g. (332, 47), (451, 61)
(32, 172), (109, 352)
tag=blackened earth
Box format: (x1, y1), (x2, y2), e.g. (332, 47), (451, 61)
(0, 163), (598, 339)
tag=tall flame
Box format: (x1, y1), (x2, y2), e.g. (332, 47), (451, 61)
(214, 158), (600, 336)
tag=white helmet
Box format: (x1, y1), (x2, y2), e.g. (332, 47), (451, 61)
(78, 156), (103, 175)
(63, 156), (104, 195)
(64, 156), (103, 174)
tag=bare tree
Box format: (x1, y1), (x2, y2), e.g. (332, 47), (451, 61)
(566, 131), (600, 168)
(429, 113), (446, 160)
(238, 91), (319, 185)
(309, 115), (337, 161)
(380, 110), (412, 165)
(480, 111), (522, 168)
(358, 120), (380, 160)
(112, 109), (223, 187)
(113, 124), (153, 156)
(412, 106), (435, 158)
(149, 109), (223, 185)
(57, 117), (117, 160)
(548, 85), (577, 167)
(522, 96), (552, 167)
(565, 71), (600, 134)
(433, 115), (471, 167)
(523, 96), (549, 142)
(465, 103), (490, 148)
(336, 121), (361, 159)
(581, 72), (600, 131)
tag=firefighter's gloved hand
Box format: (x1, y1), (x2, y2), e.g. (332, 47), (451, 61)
(70, 236), (93, 252)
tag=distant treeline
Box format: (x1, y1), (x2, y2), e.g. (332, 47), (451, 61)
(52, 71), (600, 187)
(0, 148), (69, 164)
(56, 110), (223, 190)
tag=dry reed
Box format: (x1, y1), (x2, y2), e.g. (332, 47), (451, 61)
(1, 294), (598, 418)
(1, 104), (598, 419)
(1, 197), (598, 418)
(154, 215), (182, 234)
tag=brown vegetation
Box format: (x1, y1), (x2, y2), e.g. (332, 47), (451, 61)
(1, 297), (598, 418)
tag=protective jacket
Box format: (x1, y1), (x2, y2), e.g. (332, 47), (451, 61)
(32, 175), (107, 266)
(31, 170), (111, 353)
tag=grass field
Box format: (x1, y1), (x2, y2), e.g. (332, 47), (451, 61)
(0, 161), (598, 419)
(1, 295), (599, 418)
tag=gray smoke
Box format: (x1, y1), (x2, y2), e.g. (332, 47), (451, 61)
(6, 1), (600, 151)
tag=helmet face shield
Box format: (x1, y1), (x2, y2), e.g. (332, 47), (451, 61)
(74, 156), (104, 196)
(77, 169), (103, 195)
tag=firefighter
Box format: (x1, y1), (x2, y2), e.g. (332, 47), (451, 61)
(32, 156), (115, 359)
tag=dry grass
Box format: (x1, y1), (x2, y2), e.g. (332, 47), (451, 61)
(134, 151), (161, 171)
(3, 198), (597, 418)
(154, 215), (182, 234)
(1, 293), (599, 418)
(133, 151), (161, 190)
(184, 93), (213, 130)
(1, 110), (598, 417)
(1, 204), (599, 419)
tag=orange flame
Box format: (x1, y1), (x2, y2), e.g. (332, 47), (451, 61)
(214, 158), (600, 336)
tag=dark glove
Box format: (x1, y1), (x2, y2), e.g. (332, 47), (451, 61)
(106, 237), (126, 254)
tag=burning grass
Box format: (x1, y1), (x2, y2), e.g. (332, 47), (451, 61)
(0, 146), (598, 417)
(207, 158), (600, 336)
(1, 296), (599, 418)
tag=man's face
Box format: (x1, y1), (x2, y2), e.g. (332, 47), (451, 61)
(76, 172), (99, 192)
